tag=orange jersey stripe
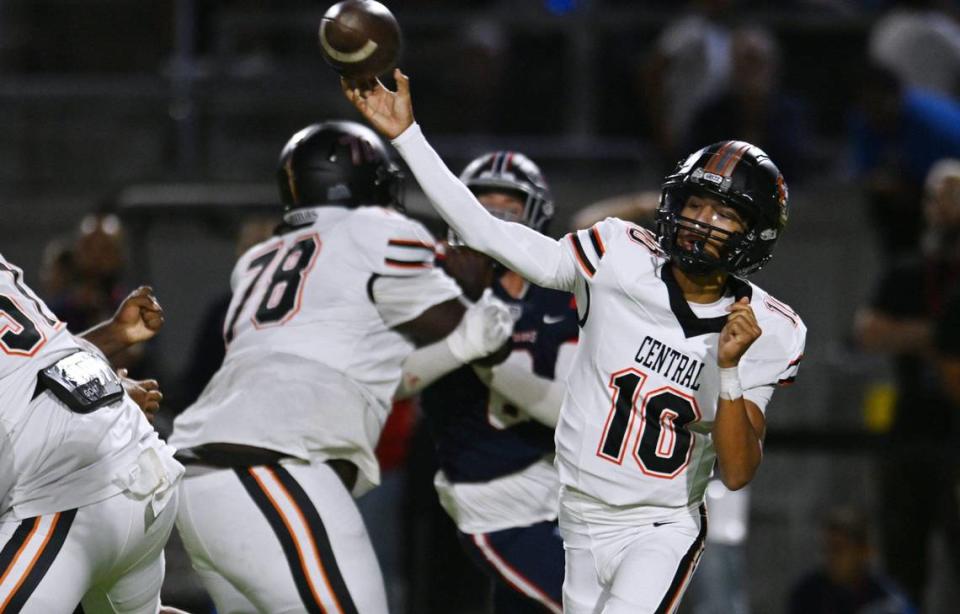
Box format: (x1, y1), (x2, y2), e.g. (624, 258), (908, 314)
(387, 239), (435, 250)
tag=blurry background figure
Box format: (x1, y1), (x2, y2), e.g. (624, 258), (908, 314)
(568, 190), (661, 231)
(643, 0), (735, 166)
(683, 480), (751, 614)
(849, 64), (960, 258)
(787, 506), (914, 614)
(869, 0), (960, 100)
(48, 212), (128, 331)
(43, 211), (159, 375)
(688, 26), (811, 180)
(854, 158), (960, 608)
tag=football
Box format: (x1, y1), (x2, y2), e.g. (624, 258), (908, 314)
(318, 0), (401, 82)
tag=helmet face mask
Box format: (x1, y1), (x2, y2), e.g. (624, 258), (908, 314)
(656, 140), (788, 278)
(458, 151), (555, 236)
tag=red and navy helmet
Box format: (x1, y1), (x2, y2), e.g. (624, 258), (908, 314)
(459, 151), (554, 234)
(656, 140), (789, 277)
(276, 120), (404, 221)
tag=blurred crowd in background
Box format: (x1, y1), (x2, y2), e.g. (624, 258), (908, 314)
(2, 0), (960, 613)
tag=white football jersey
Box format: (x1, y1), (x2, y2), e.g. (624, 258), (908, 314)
(554, 219), (806, 509)
(171, 206), (461, 491)
(0, 254), (167, 520)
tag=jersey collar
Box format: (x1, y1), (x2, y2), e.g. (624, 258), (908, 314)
(661, 263), (752, 338)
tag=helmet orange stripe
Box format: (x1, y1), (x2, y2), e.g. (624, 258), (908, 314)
(703, 141), (734, 174)
(718, 143), (752, 177)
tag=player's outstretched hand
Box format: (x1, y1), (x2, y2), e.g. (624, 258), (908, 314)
(718, 297), (762, 368)
(112, 286), (165, 346)
(446, 289), (515, 364)
(118, 368), (163, 423)
(342, 68), (414, 140)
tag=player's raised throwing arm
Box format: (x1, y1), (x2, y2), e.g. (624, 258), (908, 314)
(343, 70), (577, 292)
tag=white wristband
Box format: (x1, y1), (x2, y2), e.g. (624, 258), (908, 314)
(718, 367), (742, 401)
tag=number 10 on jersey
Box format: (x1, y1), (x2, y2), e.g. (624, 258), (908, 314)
(596, 368), (701, 479)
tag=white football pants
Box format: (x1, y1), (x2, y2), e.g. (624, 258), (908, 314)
(175, 459), (388, 614)
(559, 489), (707, 614)
(0, 488), (178, 613)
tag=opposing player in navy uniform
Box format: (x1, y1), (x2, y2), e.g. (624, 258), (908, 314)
(346, 72), (806, 614)
(397, 151), (576, 613)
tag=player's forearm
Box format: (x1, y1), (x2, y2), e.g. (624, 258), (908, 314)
(78, 321), (128, 359)
(392, 124), (570, 290)
(483, 364), (565, 428)
(712, 398), (763, 491)
(394, 338), (463, 400)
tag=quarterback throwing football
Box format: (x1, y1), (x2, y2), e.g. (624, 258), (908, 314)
(345, 71), (806, 614)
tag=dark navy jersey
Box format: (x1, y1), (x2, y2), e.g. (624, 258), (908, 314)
(421, 279), (579, 484)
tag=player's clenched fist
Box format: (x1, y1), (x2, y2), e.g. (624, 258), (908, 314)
(718, 297), (763, 368)
(446, 289), (515, 364)
(111, 285), (165, 345)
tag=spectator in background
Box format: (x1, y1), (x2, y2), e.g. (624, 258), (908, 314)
(870, 0), (960, 100)
(688, 26), (811, 180)
(787, 507), (915, 614)
(643, 0), (735, 166)
(43, 212), (160, 376)
(854, 158), (960, 607)
(850, 65), (960, 257)
(47, 212), (128, 332)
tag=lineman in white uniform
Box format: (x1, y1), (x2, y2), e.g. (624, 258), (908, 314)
(344, 73), (807, 614)
(170, 120), (513, 614)
(0, 267), (181, 613)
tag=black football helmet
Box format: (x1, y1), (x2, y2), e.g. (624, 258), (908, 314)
(459, 151), (554, 234)
(656, 140), (789, 277)
(276, 120), (404, 223)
